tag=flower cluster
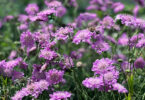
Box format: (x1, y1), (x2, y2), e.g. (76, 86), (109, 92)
(11, 80), (49, 100)
(116, 14), (145, 29)
(0, 58), (26, 80)
(45, 69), (65, 85)
(87, 0), (124, 13)
(83, 58), (128, 93)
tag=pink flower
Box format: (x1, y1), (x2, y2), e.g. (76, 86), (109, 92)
(73, 29), (93, 44)
(82, 77), (103, 90)
(50, 91), (71, 100)
(113, 83), (128, 93)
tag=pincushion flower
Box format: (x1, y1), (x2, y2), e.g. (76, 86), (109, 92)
(39, 49), (58, 60)
(82, 77), (103, 90)
(33, 32), (50, 46)
(45, 0), (66, 17)
(30, 15), (48, 22)
(112, 2), (124, 13)
(6, 57), (22, 68)
(45, 69), (64, 85)
(11, 88), (29, 100)
(27, 80), (49, 98)
(45, 0), (62, 8)
(92, 58), (115, 74)
(55, 27), (73, 40)
(11, 80), (49, 100)
(12, 71), (24, 81)
(49, 91), (72, 100)
(116, 14), (145, 28)
(18, 14), (29, 22)
(112, 83), (128, 93)
(134, 57), (145, 69)
(115, 14), (136, 27)
(91, 40), (110, 54)
(101, 70), (119, 85)
(0, 58), (22, 77)
(4, 15), (14, 22)
(73, 29), (93, 44)
(19, 61), (28, 69)
(135, 18), (145, 28)
(0, 58), (25, 80)
(20, 31), (35, 52)
(87, 0), (112, 11)
(136, 38), (145, 48)
(129, 33), (144, 47)
(95, 26), (104, 34)
(30, 9), (56, 22)
(31, 64), (46, 81)
(18, 23), (28, 31)
(55, 6), (67, 17)
(0, 60), (7, 76)
(37, 9), (56, 17)
(101, 16), (114, 29)
(118, 33), (128, 46)
(75, 12), (97, 27)
(25, 3), (39, 15)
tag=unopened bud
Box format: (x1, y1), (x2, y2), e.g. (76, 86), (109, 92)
(76, 61), (83, 67)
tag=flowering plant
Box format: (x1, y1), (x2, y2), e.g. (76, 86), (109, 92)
(0, 0), (145, 100)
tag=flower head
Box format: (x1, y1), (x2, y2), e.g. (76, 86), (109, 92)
(31, 64), (46, 81)
(116, 14), (145, 28)
(73, 29), (93, 44)
(101, 16), (114, 29)
(82, 77), (103, 90)
(129, 33), (144, 47)
(25, 3), (39, 15)
(101, 70), (119, 85)
(45, 1), (66, 17)
(49, 91), (71, 100)
(112, 2), (124, 13)
(136, 38), (145, 48)
(134, 57), (145, 69)
(112, 83), (128, 93)
(55, 27), (73, 40)
(45, 69), (64, 85)
(92, 58), (114, 74)
(76, 12), (97, 27)
(20, 31), (35, 52)
(39, 49), (58, 60)
(91, 40), (110, 54)
(118, 33), (128, 46)
(12, 80), (49, 100)
(18, 14), (28, 22)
